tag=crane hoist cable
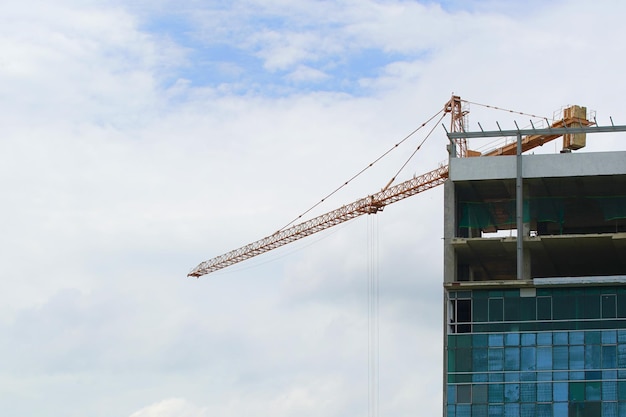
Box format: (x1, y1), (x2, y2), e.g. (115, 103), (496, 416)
(367, 214), (380, 417)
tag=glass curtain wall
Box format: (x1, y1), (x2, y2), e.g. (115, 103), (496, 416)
(446, 286), (626, 417)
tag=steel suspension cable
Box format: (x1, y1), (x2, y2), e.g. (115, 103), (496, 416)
(381, 111), (447, 191)
(277, 107), (446, 232)
(462, 99), (549, 120)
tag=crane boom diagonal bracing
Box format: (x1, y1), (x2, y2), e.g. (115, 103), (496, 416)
(188, 165), (449, 277)
(188, 98), (593, 278)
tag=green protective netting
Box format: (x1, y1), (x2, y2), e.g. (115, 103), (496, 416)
(529, 197), (566, 224)
(592, 196), (626, 221)
(458, 196), (626, 229)
(458, 200), (525, 229)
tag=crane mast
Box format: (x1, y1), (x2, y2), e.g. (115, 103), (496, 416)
(188, 97), (592, 278)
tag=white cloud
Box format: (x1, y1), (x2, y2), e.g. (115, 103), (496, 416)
(1, 1), (626, 416)
(286, 65), (330, 83)
(129, 398), (207, 417)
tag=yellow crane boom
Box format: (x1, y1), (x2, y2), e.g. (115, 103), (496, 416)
(188, 165), (449, 277)
(188, 97), (592, 278)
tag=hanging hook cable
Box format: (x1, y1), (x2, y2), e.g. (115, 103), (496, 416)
(462, 99), (549, 121)
(277, 107), (446, 232)
(381, 111), (447, 191)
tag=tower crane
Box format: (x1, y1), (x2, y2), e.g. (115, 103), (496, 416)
(188, 96), (592, 278)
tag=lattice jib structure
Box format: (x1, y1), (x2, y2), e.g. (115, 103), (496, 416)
(188, 164), (449, 277)
(188, 98), (594, 278)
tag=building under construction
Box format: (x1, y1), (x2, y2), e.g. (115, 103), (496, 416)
(443, 106), (626, 417)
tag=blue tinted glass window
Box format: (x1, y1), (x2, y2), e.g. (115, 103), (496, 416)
(520, 297), (537, 321)
(569, 381), (585, 401)
(473, 384), (488, 403)
(489, 372), (504, 382)
(504, 383), (519, 402)
(570, 371), (584, 380)
(504, 403), (520, 417)
(537, 346), (552, 370)
(473, 373), (488, 383)
(618, 382), (626, 401)
(456, 404), (471, 417)
(447, 385), (456, 404)
(585, 344), (601, 370)
(570, 345), (584, 370)
(603, 402), (617, 417)
(618, 344), (626, 368)
(472, 404), (488, 416)
(585, 331), (601, 344)
(604, 345), (617, 368)
(520, 347), (536, 371)
(447, 404), (456, 417)
(520, 383), (536, 402)
(553, 382), (568, 401)
(604, 370), (617, 379)
(554, 332), (568, 345)
(602, 381), (617, 401)
(586, 370), (602, 380)
(603, 330), (617, 344)
(586, 381), (601, 401)
(536, 403), (551, 417)
(457, 384), (471, 403)
(537, 382), (552, 402)
(553, 346), (568, 370)
(537, 332), (552, 346)
(488, 404), (503, 417)
(489, 334), (504, 347)
(505, 297), (520, 321)
(619, 329), (626, 343)
(554, 295), (575, 319)
(473, 298), (488, 322)
(473, 348), (488, 372)
(537, 296), (552, 320)
(505, 333), (520, 346)
(505, 372), (520, 382)
(473, 334), (488, 347)
(520, 403), (534, 417)
(488, 383), (503, 403)
(553, 402), (567, 417)
(489, 348), (504, 371)
(456, 348), (472, 372)
(583, 294), (600, 319)
(457, 335), (472, 347)
(570, 331), (584, 345)
(553, 371), (569, 380)
(489, 298), (504, 321)
(505, 347), (520, 371)
(521, 333), (536, 346)
(537, 371), (552, 381)
(603, 294), (617, 318)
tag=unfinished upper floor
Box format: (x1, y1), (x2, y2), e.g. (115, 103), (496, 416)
(444, 151), (626, 283)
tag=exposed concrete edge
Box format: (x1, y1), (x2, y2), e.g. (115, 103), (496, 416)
(450, 151), (626, 181)
(535, 275), (626, 285)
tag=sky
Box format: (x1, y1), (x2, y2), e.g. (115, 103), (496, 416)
(1, 1), (626, 416)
